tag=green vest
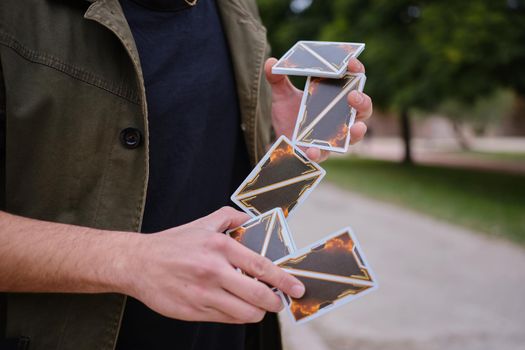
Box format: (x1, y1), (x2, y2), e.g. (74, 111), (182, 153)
(0, 0), (278, 348)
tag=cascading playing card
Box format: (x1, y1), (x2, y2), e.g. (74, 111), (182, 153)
(226, 208), (296, 262)
(231, 136), (325, 218)
(274, 228), (378, 324)
(272, 41), (365, 78)
(292, 73), (367, 153)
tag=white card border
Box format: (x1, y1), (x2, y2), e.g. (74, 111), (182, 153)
(274, 226), (378, 325)
(273, 207), (298, 253)
(292, 73), (367, 153)
(231, 135), (325, 219)
(226, 207), (297, 261)
(272, 41), (365, 78)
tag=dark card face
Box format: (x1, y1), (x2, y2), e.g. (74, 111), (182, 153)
(307, 42), (361, 70)
(272, 41), (365, 78)
(282, 275), (372, 322)
(227, 208), (295, 262)
(275, 228), (377, 323)
(279, 231), (373, 282)
(277, 43), (328, 72)
(231, 136), (325, 218)
(293, 74), (366, 153)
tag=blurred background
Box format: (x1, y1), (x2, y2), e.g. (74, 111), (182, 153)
(256, 1), (525, 349)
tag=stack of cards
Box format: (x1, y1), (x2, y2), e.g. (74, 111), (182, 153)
(272, 41), (365, 78)
(231, 136), (325, 218)
(226, 208), (295, 262)
(227, 41), (377, 324)
(275, 229), (377, 324)
(275, 41), (367, 153)
(293, 74), (367, 153)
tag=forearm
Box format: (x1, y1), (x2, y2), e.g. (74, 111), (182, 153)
(0, 210), (139, 294)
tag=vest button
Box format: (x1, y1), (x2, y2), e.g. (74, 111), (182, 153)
(120, 128), (142, 149)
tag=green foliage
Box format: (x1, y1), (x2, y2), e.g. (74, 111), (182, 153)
(418, 1), (525, 96)
(258, 0), (332, 57)
(258, 0), (525, 114)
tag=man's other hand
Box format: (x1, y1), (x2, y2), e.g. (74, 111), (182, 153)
(265, 57), (373, 163)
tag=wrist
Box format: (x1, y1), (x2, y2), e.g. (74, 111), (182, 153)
(101, 230), (145, 296)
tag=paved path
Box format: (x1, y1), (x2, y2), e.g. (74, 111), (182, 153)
(350, 137), (525, 174)
(279, 183), (525, 350)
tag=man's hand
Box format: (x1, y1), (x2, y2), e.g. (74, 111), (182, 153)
(124, 207), (305, 324)
(265, 57), (373, 162)
(0, 207), (305, 325)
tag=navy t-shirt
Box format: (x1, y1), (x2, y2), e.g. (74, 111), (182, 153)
(116, 0), (252, 349)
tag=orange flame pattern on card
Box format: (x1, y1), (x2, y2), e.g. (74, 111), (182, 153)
(339, 44), (357, 54)
(229, 227), (246, 243)
(323, 234), (354, 252)
(308, 79), (321, 96)
(269, 143), (294, 163)
(281, 59), (299, 69)
(327, 123), (349, 147)
(290, 300), (322, 320)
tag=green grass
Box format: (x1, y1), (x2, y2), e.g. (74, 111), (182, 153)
(323, 157), (525, 244)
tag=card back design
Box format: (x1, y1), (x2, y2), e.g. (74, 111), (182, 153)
(281, 275), (372, 322)
(274, 228), (378, 324)
(227, 208), (295, 262)
(272, 41), (365, 78)
(275, 43), (329, 72)
(231, 136), (325, 218)
(293, 74), (367, 153)
(307, 42), (361, 71)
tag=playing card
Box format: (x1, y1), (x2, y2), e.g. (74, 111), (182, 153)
(274, 228), (378, 324)
(231, 136), (325, 218)
(272, 41), (365, 78)
(226, 208), (296, 262)
(292, 73), (367, 153)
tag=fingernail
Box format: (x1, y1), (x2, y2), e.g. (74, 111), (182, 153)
(359, 61), (365, 71)
(291, 284), (305, 298)
(351, 91), (364, 105)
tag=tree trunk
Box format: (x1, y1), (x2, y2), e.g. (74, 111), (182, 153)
(503, 94), (525, 136)
(400, 108), (413, 164)
(452, 120), (471, 150)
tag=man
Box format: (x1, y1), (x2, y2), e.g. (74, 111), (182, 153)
(0, 0), (373, 349)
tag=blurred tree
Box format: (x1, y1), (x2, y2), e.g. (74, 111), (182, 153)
(436, 90), (514, 148)
(418, 1), (525, 136)
(258, 0), (525, 163)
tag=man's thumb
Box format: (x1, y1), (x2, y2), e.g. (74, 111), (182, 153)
(265, 58), (300, 98)
(189, 207), (249, 232)
(265, 57), (288, 85)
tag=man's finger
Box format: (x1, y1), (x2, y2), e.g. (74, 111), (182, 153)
(204, 289), (266, 324)
(305, 147), (321, 162)
(197, 307), (244, 324)
(264, 58), (299, 99)
(350, 122), (367, 145)
(305, 148), (329, 163)
(221, 269), (283, 313)
(348, 58), (365, 73)
(225, 240), (305, 299)
(189, 206), (250, 232)
(318, 150), (330, 162)
(348, 91), (373, 121)
(264, 57), (286, 85)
